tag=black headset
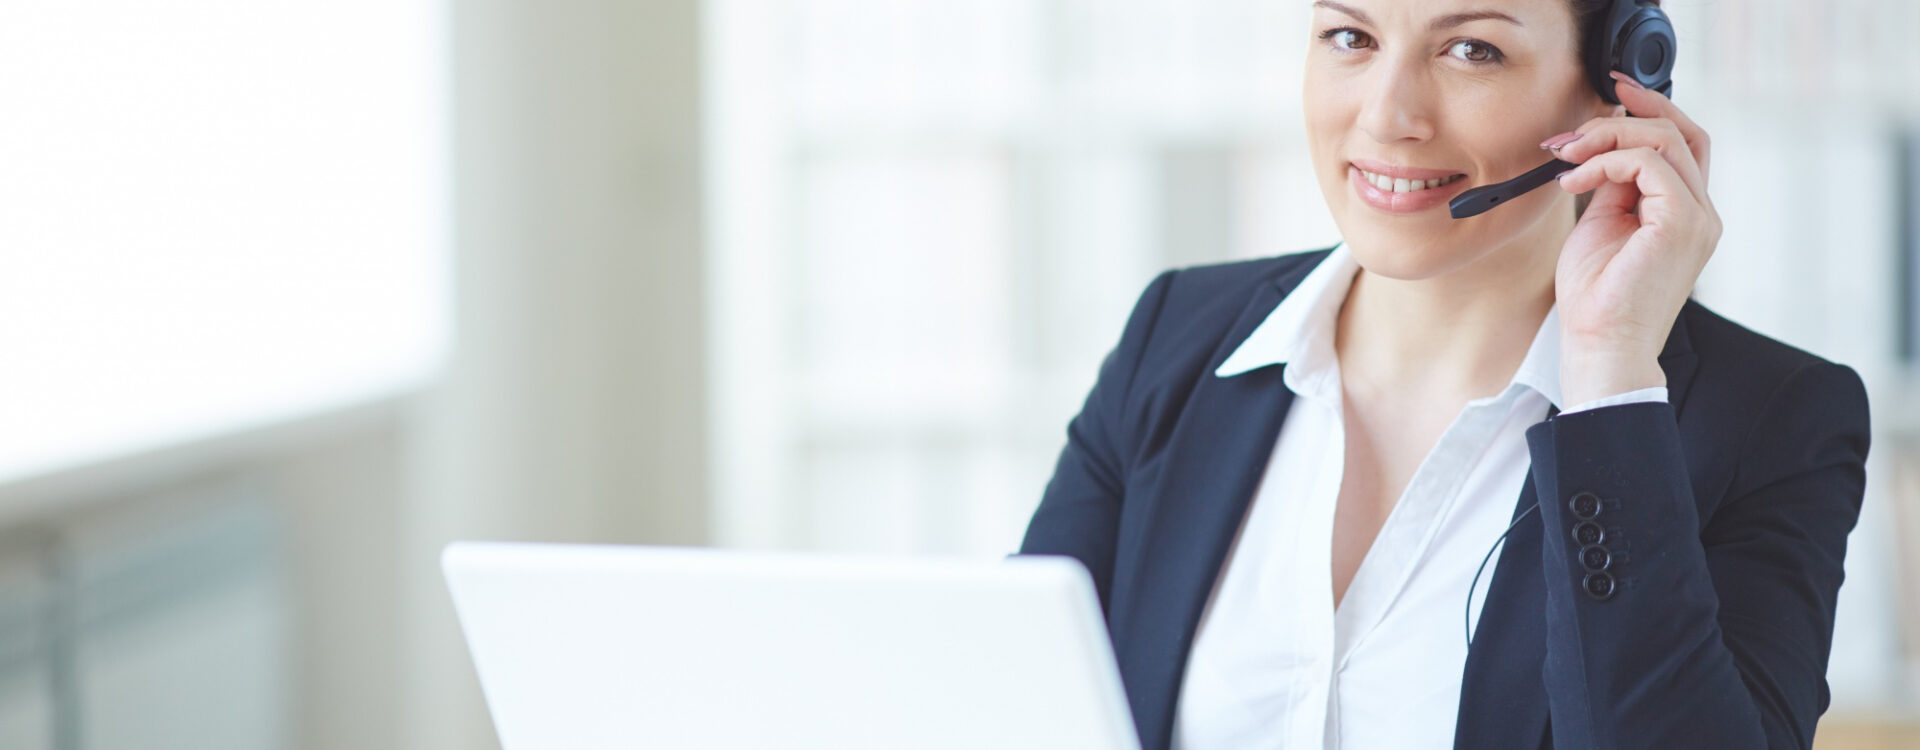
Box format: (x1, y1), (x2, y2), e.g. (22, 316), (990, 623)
(1587, 0), (1677, 104)
(1450, 0), (1678, 219)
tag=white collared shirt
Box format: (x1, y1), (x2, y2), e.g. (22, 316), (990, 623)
(1170, 243), (1665, 750)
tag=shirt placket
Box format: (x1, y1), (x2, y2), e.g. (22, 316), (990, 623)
(1327, 389), (1515, 735)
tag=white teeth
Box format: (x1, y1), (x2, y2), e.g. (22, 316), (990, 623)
(1361, 169), (1461, 193)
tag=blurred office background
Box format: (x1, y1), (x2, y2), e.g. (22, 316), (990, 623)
(0, 0), (1916, 748)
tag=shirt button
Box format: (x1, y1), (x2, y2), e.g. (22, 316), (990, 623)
(1568, 492), (1602, 519)
(1572, 521), (1606, 546)
(1579, 544), (1612, 571)
(1583, 572), (1617, 600)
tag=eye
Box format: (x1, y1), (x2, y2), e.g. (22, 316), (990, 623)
(1316, 27), (1375, 53)
(1447, 39), (1504, 64)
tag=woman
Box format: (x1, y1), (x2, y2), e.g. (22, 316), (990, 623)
(1017, 1), (1871, 749)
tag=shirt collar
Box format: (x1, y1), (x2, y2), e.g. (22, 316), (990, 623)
(1215, 241), (1565, 409)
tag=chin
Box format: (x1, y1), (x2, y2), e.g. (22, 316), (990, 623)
(1339, 225), (1483, 282)
(1349, 249), (1467, 282)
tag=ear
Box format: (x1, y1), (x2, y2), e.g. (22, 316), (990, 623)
(1571, 78), (1618, 122)
(1590, 92), (1620, 119)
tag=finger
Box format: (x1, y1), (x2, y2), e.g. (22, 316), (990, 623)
(1608, 71), (1711, 183)
(1580, 174), (1641, 222)
(1551, 116), (1708, 204)
(1557, 147), (1700, 229)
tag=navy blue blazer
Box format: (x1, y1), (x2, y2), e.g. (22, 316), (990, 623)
(1018, 247), (1872, 750)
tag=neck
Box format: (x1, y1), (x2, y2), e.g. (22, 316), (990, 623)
(1334, 205), (1573, 402)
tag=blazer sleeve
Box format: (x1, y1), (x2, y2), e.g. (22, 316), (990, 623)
(1526, 360), (1872, 749)
(1016, 269), (1179, 613)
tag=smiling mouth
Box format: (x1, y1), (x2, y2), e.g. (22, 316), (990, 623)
(1357, 169), (1468, 193)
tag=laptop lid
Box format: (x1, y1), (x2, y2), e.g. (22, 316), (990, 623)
(442, 541), (1141, 750)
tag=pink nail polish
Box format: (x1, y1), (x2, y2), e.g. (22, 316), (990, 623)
(1540, 131), (1583, 150)
(1610, 70), (1646, 90)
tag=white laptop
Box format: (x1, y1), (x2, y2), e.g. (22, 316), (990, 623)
(441, 541), (1142, 750)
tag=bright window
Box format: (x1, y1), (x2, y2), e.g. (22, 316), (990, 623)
(0, 1), (448, 482)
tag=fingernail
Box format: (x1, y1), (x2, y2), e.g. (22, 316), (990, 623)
(1609, 70), (1646, 91)
(1540, 131), (1583, 150)
(1554, 170), (1573, 182)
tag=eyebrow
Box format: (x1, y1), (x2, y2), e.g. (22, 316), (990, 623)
(1311, 1), (1526, 31)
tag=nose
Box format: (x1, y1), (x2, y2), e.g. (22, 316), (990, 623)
(1355, 55), (1438, 144)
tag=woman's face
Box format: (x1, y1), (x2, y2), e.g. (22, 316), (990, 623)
(1303, 0), (1613, 281)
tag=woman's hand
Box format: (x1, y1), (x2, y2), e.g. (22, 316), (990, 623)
(1546, 70), (1722, 407)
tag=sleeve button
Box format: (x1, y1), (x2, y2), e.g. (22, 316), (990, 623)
(1579, 544), (1612, 571)
(1583, 572), (1617, 600)
(1568, 492), (1602, 519)
(1572, 521), (1606, 546)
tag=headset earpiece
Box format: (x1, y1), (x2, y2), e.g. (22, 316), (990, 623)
(1587, 0), (1677, 104)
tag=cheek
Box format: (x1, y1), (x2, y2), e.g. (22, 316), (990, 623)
(1437, 89), (1566, 167)
(1300, 75), (1355, 165)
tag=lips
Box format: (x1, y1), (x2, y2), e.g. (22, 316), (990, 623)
(1348, 164), (1471, 215)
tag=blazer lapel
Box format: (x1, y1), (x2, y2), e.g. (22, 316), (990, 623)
(1109, 260), (1323, 750)
(1452, 466), (1554, 748)
(1452, 306), (1700, 749)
